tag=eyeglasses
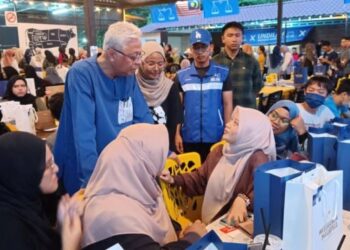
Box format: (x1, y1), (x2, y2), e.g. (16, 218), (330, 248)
(269, 111), (290, 126)
(109, 48), (144, 62)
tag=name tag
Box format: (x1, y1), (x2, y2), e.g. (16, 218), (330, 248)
(118, 97), (133, 124)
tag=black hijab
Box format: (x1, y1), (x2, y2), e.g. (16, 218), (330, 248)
(4, 75), (37, 109)
(270, 45), (283, 69)
(0, 132), (60, 249)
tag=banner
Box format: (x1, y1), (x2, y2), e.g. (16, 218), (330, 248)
(243, 27), (312, 46)
(203, 0), (239, 18)
(151, 4), (178, 23)
(17, 23), (78, 58)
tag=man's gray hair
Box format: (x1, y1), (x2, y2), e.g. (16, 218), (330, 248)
(103, 21), (142, 51)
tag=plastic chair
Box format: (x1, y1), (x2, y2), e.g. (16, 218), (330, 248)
(160, 152), (203, 229)
(210, 140), (227, 151)
(258, 90), (283, 113)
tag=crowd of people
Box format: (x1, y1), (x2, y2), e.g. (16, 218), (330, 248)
(0, 20), (350, 250)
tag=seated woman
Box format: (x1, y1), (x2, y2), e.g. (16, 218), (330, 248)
(136, 41), (183, 152)
(4, 75), (38, 110)
(161, 106), (276, 224)
(266, 100), (306, 159)
(82, 124), (206, 250)
(0, 132), (81, 250)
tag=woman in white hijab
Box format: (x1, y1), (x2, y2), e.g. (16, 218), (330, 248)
(136, 42), (183, 152)
(82, 124), (206, 250)
(161, 106), (276, 224)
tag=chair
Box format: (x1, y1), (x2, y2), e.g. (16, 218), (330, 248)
(160, 152), (203, 229)
(35, 110), (56, 131)
(294, 87), (305, 103)
(46, 84), (65, 99)
(258, 90), (283, 113)
(0, 80), (8, 98)
(210, 140), (227, 151)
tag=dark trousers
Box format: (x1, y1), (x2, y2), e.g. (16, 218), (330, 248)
(183, 142), (214, 162)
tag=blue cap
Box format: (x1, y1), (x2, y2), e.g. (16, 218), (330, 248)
(189, 29), (212, 46)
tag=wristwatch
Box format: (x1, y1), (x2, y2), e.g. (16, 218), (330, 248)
(238, 193), (250, 207)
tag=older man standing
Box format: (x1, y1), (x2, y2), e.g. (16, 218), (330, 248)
(55, 22), (153, 194)
(213, 21), (262, 109)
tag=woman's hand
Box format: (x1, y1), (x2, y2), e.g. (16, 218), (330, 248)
(290, 115), (306, 135)
(62, 200), (82, 250)
(183, 220), (207, 237)
(159, 169), (174, 184)
(226, 196), (248, 225)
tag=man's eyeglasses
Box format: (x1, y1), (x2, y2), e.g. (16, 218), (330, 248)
(268, 110), (290, 126)
(109, 48), (144, 62)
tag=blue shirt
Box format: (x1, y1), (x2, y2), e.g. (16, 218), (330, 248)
(54, 56), (153, 194)
(324, 95), (348, 118)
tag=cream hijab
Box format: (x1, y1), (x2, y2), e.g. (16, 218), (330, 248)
(136, 41), (173, 107)
(82, 124), (177, 247)
(202, 106), (276, 224)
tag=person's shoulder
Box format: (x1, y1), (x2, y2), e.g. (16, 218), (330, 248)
(69, 57), (97, 73)
(319, 105), (335, 118)
(249, 150), (269, 164)
(211, 61), (229, 72)
(0, 209), (29, 233)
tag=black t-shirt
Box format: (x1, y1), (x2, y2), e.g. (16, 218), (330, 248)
(149, 83), (183, 152)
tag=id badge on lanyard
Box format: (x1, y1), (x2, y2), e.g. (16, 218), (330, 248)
(118, 97), (133, 124)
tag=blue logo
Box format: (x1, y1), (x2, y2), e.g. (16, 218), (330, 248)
(151, 4), (178, 23)
(203, 0), (239, 18)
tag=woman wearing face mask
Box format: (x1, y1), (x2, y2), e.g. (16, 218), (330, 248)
(296, 76), (334, 129)
(161, 107), (276, 225)
(266, 100), (306, 159)
(136, 41), (183, 152)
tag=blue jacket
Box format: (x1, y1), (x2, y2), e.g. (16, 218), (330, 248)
(178, 61), (229, 143)
(54, 57), (153, 194)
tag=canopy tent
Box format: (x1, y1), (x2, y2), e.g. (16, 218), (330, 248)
(141, 0), (350, 32)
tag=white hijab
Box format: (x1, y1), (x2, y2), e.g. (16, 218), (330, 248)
(82, 124), (177, 247)
(202, 106), (276, 224)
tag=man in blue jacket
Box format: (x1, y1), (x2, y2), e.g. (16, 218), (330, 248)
(175, 29), (233, 161)
(54, 22), (153, 194)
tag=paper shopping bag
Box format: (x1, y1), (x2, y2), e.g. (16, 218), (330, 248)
(254, 160), (316, 238)
(283, 165), (343, 250)
(293, 62), (308, 84)
(337, 126), (350, 210)
(308, 126), (338, 171)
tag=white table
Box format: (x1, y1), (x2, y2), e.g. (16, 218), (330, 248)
(207, 210), (350, 249)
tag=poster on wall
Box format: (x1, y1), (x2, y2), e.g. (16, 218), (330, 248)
(17, 23), (78, 57)
(0, 26), (19, 50)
